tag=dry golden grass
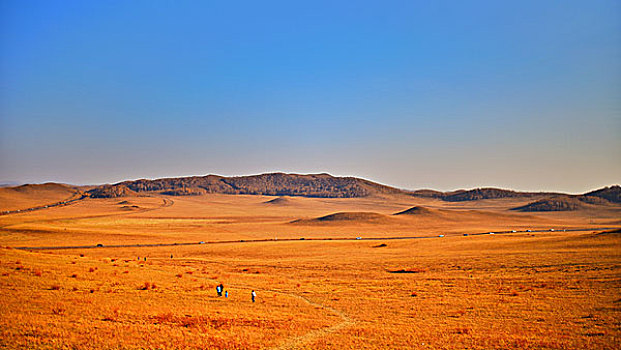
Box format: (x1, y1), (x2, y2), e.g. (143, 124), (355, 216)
(0, 191), (620, 349)
(0, 183), (78, 211)
(2, 194), (617, 248)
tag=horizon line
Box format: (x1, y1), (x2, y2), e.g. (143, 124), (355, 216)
(2, 172), (618, 196)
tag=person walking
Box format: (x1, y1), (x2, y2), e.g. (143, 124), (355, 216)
(216, 284), (222, 297)
(225, 290), (228, 298)
(251, 290), (256, 303)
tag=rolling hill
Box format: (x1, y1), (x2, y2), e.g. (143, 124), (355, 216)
(410, 188), (554, 201)
(583, 185), (621, 204)
(291, 212), (394, 225)
(86, 173), (406, 198)
(263, 197), (294, 205)
(0, 183), (78, 211)
(5, 173), (616, 206)
(393, 206), (437, 216)
(512, 197), (584, 212)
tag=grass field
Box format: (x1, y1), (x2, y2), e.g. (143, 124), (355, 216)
(1, 192), (620, 349)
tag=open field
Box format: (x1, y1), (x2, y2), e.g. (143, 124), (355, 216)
(1, 190), (620, 349)
(4, 1), (620, 348)
(2, 193), (619, 247)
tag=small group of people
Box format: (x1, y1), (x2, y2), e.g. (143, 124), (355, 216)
(216, 283), (256, 302)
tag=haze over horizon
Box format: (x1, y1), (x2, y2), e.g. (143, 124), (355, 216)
(1, 1), (620, 194)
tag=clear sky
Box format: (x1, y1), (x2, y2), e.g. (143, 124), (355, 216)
(1, 1), (619, 193)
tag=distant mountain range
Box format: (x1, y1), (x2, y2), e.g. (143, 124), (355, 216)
(83, 173), (621, 207)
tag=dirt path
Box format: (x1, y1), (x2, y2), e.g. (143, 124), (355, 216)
(150, 257), (355, 350)
(223, 281), (354, 349)
(270, 293), (354, 350)
(217, 283), (354, 350)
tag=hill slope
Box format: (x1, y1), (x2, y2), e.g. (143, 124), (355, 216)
(0, 183), (77, 211)
(512, 197), (584, 212)
(263, 197), (294, 205)
(394, 206), (437, 216)
(441, 188), (543, 201)
(87, 185), (137, 198)
(80, 172), (620, 204)
(87, 173), (405, 198)
(583, 185), (620, 204)
(291, 212), (393, 225)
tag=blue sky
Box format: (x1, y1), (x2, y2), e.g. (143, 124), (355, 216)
(1, 0), (619, 193)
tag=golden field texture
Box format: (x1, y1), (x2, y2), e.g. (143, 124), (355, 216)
(0, 189), (620, 349)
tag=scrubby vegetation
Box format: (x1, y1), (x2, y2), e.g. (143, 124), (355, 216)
(86, 173), (404, 198)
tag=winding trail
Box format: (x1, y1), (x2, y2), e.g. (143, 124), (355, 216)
(143, 258), (356, 350)
(4, 193), (617, 348)
(221, 280), (354, 350)
(269, 293), (354, 350)
(147, 257), (354, 349)
(215, 279), (354, 349)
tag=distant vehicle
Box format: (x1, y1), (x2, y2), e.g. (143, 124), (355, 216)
(550, 229), (555, 232)
(463, 233), (469, 236)
(96, 243), (104, 247)
(300, 238), (305, 240)
(198, 241), (205, 244)
(511, 230), (517, 233)
(356, 237), (362, 240)
(438, 234), (444, 238)
(488, 232), (495, 235)
(526, 230), (532, 232)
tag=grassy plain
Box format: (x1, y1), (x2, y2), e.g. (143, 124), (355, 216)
(0, 190), (620, 349)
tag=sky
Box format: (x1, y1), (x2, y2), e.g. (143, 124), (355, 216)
(1, 1), (619, 193)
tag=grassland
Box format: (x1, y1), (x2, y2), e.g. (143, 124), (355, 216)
(0, 183), (78, 212)
(0, 191), (619, 349)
